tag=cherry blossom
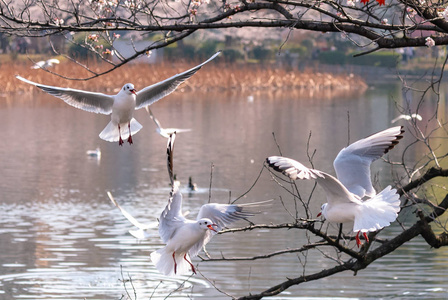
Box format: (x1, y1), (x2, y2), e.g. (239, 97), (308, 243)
(425, 37), (435, 47)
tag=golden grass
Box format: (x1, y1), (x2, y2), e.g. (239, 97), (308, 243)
(5, 59), (366, 96)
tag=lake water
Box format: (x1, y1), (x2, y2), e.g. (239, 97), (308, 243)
(0, 83), (447, 299)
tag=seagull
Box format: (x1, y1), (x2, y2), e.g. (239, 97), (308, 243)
(31, 58), (60, 69)
(391, 113), (422, 123)
(107, 191), (158, 240)
(151, 133), (264, 276)
(266, 126), (404, 246)
(145, 107), (191, 138)
(16, 51), (220, 145)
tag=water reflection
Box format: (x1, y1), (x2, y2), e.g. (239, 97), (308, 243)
(0, 84), (447, 299)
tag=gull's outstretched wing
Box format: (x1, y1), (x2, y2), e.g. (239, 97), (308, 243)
(16, 75), (114, 114)
(266, 156), (360, 205)
(146, 107), (163, 131)
(108, 191), (157, 239)
(107, 191), (153, 230)
(135, 51), (220, 109)
(333, 126), (404, 198)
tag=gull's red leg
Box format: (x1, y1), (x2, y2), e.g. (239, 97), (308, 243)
(118, 124), (124, 146)
(356, 231), (362, 247)
(184, 254), (196, 274)
(127, 122), (133, 144)
(172, 252), (177, 274)
(363, 232), (369, 244)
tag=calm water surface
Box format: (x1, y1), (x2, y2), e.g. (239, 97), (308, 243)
(0, 83), (447, 299)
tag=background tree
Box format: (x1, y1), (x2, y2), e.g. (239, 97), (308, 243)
(2, 0), (448, 78)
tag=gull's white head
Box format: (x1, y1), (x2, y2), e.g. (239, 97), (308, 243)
(317, 203), (327, 219)
(122, 83), (137, 95)
(197, 218), (218, 232)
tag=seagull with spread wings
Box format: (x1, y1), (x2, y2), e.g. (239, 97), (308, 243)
(151, 133), (264, 276)
(17, 51), (220, 145)
(266, 126), (404, 246)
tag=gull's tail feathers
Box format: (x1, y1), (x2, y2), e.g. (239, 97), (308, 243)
(99, 118), (143, 142)
(354, 185), (401, 233)
(150, 248), (192, 276)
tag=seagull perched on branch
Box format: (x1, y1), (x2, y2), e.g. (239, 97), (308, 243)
(266, 126), (404, 247)
(16, 51), (220, 145)
(151, 133), (267, 276)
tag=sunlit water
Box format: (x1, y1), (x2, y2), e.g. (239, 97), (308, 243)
(1, 83), (448, 299)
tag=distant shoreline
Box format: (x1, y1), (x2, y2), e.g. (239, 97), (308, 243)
(5, 60), (367, 97)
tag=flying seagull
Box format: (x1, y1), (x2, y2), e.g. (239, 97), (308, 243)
(31, 58), (60, 69)
(16, 51), (220, 145)
(266, 126), (404, 246)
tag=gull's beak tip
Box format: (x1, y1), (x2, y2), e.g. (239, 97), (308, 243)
(207, 224), (218, 232)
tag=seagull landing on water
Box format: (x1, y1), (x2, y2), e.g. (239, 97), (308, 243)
(145, 107), (192, 138)
(31, 58), (60, 69)
(16, 51), (220, 146)
(266, 126), (404, 247)
(151, 132), (268, 276)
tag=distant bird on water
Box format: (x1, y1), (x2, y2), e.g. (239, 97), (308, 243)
(266, 126), (404, 247)
(31, 58), (60, 69)
(16, 51), (220, 145)
(86, 147), (101, 158)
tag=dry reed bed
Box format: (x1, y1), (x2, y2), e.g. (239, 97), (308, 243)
(5, 60), (366, 95)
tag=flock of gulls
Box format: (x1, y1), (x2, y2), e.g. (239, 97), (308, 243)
(17, 51), (413, 276)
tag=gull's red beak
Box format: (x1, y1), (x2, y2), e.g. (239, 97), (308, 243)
(130, 89), (137, 95)
(207, 224), (218, 232)
(317, 212), (322, 217)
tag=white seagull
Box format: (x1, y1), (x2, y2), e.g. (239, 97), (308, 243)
(16, 51), (220, 145)
(151, 133), (262, 276)
(145, 107), (192, 138)
(391, 113), (422, 123)
(266, 126), (404, 246)
(31, 58), (60, 69)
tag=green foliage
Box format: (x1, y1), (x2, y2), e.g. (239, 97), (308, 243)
(196, 40), (221, 60)
(251, 46), (274, 62)
(222, 48), (243, 63)
(317, 50), (347, 65)
(317, 50), (401, 67)
(348, 51), (401, 67)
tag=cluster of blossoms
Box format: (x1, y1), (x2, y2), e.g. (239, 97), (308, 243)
(425, 37), (435, 47)
(189, 0), (210, 17)
(347, 0), (358, 7)
(88, 34), (99, 42)
(53, 17), (64, 26)
(124, 0), (143, 9)
(381, 18), (388, 25)
(439, 7), (448, 21)
(88, 0), (118, 12)
(407, 7), (417, 18)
